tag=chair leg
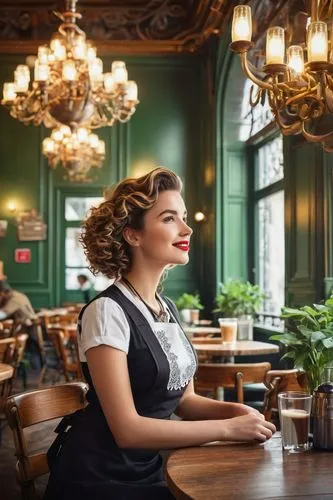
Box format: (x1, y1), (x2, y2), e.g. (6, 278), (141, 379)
(37, 365), (46, 388)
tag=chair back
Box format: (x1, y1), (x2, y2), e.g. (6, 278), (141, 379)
(263, 369), (308, 423)
(195, 362), (271, 403)
(13, 333), (28, 371)
(5, 382), (88, 499)
(0, 337), (16, 364)
(47, 328), (82, 381)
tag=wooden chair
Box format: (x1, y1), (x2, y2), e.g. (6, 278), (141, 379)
(47, 328), (82, 382)
(263, 369), (308, 424)
(0, 336), (16, 364)
(195, 362), (271, 403)
(4, 381), (88, 500)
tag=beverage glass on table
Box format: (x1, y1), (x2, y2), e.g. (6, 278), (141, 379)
(278, 392), (312, 453)
(218, 318), (237, 344)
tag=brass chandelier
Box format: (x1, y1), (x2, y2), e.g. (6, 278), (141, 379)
(1, 0), (139, 181)
(230, 0), (333, 152)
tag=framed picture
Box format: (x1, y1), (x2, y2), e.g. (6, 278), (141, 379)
(16, 209), (47, 241)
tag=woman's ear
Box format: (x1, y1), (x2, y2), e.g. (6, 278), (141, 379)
(122, 227), (140, 247)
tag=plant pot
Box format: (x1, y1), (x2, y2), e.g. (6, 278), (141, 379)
(237, 315), (253, 341)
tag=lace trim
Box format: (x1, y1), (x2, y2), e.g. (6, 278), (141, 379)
(154, 327), (197, 391)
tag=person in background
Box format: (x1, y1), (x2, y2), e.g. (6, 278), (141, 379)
(77, 274), (93, 303)
(44, 167), (275, 500)
(0, 280), (41, 368)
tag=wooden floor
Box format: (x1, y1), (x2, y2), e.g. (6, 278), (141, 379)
(1, 370), (60, 500)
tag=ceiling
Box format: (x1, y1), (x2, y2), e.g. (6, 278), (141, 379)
(0, 0), (312, 55)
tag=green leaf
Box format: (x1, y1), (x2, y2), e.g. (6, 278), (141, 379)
(322, 337), (333, 349)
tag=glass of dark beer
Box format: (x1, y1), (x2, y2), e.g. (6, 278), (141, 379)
(278, 392), (312, 452)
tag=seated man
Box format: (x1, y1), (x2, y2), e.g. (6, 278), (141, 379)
(0, 280), (41, 369)
(0, 280), (36, 325)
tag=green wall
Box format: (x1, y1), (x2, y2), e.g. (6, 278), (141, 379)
(0, 54), (211, 307)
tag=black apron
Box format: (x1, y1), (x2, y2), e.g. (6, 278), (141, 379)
(44, 285), (196, 500)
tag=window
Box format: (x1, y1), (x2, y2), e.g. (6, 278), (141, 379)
(64, 196), (111, 291)
(241, 78), (285, 316)
(254, 135), (285, 315)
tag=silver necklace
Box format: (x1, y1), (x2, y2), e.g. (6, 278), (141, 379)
(122, 277), (169, 323)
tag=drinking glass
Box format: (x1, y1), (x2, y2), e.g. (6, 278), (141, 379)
(278, 391), (312, 452)
(218, 318), (237, 344)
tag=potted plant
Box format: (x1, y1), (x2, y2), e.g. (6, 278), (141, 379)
(175, 292), (204, 325)
(270, 296), (333, 393)
(214, 279), (266, 340)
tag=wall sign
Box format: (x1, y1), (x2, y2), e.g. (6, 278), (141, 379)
(16, 209), (47, 241)
(14, 248), (31, 263)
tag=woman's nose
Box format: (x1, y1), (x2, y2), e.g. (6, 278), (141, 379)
(180, 220), (193, 236)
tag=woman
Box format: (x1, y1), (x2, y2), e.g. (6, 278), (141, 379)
(44, 167), (275, 500)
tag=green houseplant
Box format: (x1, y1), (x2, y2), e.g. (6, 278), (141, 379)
(270, 296), (333, 393)
(214, 279), (266, 340)
(175, 292), (204, 324)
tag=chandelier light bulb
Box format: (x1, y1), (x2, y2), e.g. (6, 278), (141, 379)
(89, 57), (103, 82)
(307, 21), (328, 63)
(34, 61), (49, 82)
(38, 46), (49, 64)
(112, 61), (128, 84)
(3, 83), (17, 102)
(266, 27), (285, 65)
(77, 127), (89, 142)
(89, 134), (99, 148)
(42, 137), (55, 154)
(63, 60), (77, 81)
(232, 5), (252, 42)
(104, 73), (115, 93)
(14, 65), (30, 92)
(287, 45), (304, 74)
(97, 141), (105, 155)
(50, 37), (66, 61)
(72, 36), (87, 60)
(125, 81), (138, 102)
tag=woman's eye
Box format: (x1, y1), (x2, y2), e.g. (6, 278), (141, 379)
(163, 216), (175, 223)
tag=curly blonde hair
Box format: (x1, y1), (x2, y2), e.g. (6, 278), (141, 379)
(81, 167), (183, 280)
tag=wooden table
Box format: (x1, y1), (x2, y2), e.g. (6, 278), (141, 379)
(166, 434), (333, 499)
(192, 340), (279, 357)
(0, 362), (14, 382)
(184, 327), (220, 337)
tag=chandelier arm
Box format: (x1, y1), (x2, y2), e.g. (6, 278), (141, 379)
(301, 121), (333, 143)
(249, 85), (262, 107)
(240, 52), (273, 91)
(59, 22), (85, 38)
(284, 87), (319, 107)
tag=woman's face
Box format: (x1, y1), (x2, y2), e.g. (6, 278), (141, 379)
(132, 190), (193, 267)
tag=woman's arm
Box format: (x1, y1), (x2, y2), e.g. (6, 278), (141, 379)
(174, 380), (259, 421)
(86, 345), (275, 450)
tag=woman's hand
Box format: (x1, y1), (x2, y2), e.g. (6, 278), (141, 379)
(220, 413), (276, 443)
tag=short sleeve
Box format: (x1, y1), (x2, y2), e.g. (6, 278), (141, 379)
(79, 297), (130, 355)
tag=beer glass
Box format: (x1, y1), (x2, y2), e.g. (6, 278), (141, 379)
(218, 318), (237, 344)
(278, 392), (312, 452)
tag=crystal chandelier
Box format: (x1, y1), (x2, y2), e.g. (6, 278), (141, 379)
(42, 126), (105, 183)
(230, 1), (333, 152)
(1, 0), (139, 180)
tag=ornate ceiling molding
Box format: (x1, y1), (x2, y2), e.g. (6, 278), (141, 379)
(0, 0), (231, 54)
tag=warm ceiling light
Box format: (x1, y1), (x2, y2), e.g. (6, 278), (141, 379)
(1, 0), (139, 181)
(42, 126), (105, 183)
(229, 1), (333, 152)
